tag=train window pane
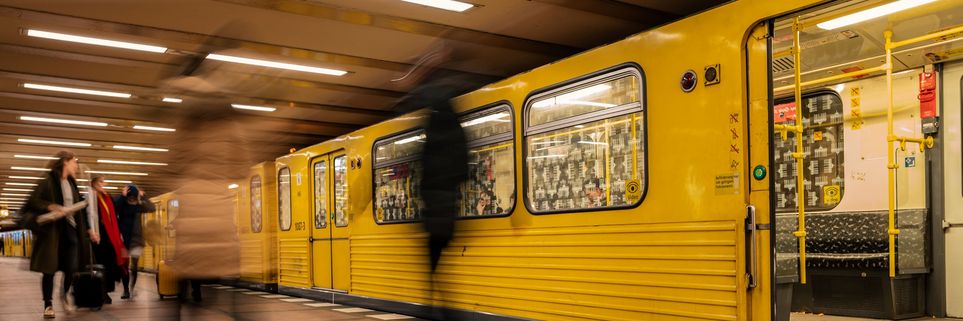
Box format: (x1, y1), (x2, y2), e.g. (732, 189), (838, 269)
(526, 112), (645, 212)
(773, 92), (844, 212)
(313, 161), (327, 229)
(374, 161), (423, 224)
(374, 131), (426, 224)
(460, 142), (514, 217)
(250, 175), (263, 233)
(334, 156), (349, 227)
(461, 108), (512, 142)
(278, 168), (292, 231)
(374, 130), (425, 167)
(529, 75), (640, 127)
(457, 105), (515, 217)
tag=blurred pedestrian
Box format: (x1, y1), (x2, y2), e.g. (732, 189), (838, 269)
(22, 151), (92, 319)
(86, 174), (127, 304)
(114, 184), (155, 299)
(167, 103), (247, 303)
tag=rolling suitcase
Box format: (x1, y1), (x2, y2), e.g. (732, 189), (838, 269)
(156, 260), (179, 299)
(72, 264), (105, 310)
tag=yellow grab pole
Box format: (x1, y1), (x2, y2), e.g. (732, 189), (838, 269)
(790, 18), (808, 285)
(884, 30), (899, 278)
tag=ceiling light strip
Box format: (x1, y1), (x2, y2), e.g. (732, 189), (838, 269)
(401, 0), (474, 12)
(97, 159), (168, 166)
(23, 83), (132, 99)
(18, 138), (92, 147)
(85, 170), (149, 176)
(20, 116), (108, 127)
(112, 145), (168, 152)
(207, 54), (347, 76)
(132, 125), (176, 132)
(26, 29), (168, 53)
(231, 104), (276, 112)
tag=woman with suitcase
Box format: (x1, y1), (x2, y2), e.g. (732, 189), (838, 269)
(22, 150), (94, 318)
(87, 174), (128, 305)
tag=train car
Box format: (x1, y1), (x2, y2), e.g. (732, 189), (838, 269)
(138, 200), (160, 273)
(261, 0), (963, 320)
(234, 161), (280, 292)
(149, 192), (177, 278)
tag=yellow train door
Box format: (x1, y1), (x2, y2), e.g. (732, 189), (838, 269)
(310, 152), (350, 292)
(310, 155), (333, 289)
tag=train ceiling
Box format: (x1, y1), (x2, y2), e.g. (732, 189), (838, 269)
(0, 0), (726, 206)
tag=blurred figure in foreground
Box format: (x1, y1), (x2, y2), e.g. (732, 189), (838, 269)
(393, 43), (475, 321)
(115, 184), (155, 299)
(86, 174), (127, 305)
(167, 102), (247, 303)
(22, 151), (91, 318)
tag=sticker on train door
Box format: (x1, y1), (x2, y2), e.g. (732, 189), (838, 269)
(774, 102), (796, 123)
(823, 185), (841, 205)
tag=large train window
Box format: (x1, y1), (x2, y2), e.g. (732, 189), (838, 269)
(773, 91), (844, 212)
(458, 104), (515, 217)
(333, 155), (349, 227)
(373, 130), (425, 224)
(313, 161), (327, 229)
(278, 167), (292, 231)
(250, 175), (263, 233)
(524, 67), (645, 213)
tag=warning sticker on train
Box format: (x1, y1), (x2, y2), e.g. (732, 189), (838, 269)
(823, 185), (841, 205)
(625, 179), (641, 202)
(714, 173), (739, 195)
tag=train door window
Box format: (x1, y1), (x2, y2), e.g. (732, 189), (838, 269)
(167, 199), (178, 238)
(373, 130), (425, 224)
(250, 175), (263, 233)
(314, 161), (328, 229)
(334, 156), (349, 227)
(278, 167), (292, 231)
(772, 92), (844, 212)
(458, 104), (515, 217)
(524, 67), (645, 213)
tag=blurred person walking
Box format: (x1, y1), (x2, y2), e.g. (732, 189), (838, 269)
(22, 151), (93, 318)
(114, 184), (155, 299)
(166, 103), (247, 303)
(86, 174), (127, 304)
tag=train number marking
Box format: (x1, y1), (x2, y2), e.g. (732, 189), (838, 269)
(294, 222), (306, 231)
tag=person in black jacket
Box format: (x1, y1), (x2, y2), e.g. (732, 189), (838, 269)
(23, 150), (92, 319)
(114, 184), (155, 299)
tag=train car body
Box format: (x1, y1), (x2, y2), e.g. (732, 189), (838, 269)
(234, 161), (280, 291)
(263, 0), (963, 320)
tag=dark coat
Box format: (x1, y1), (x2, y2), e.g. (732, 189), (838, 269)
(24, 172), (92, 274)
(114, 196), (156, 250)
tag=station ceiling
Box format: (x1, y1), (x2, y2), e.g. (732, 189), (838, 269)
(0, 0), (726, 204)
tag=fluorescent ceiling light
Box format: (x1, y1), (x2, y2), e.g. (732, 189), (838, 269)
(14, 154), (58, 160)
(162, 97), (183, 103)
(817, 0), (937, 30)
(26, 29), (168, 53)
(133, 125), (176, 132)
(0, 200), (26, 204)
(8, 176), (42, 180)
(3, 188), (32, 192)
(207, 54), (347, 76)
(85, 170), (148, 176)
(2, 193), (29, 196)
(231, 104), (276, 112)
(97, 159), (168, 166)
(18, 138), (92, 147)
(228, 183), (239, 189)
(112, 145), (168, 152)
(21, 115), (108, 127)
(23, 83), (132, 99)
(402, 0), (474, 12)
(5, 182), (37, 186)
(11, 166), (50, 172)
(104, 180), (133, 184)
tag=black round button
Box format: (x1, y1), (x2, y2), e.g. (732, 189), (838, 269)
(681, 70), (697, 92)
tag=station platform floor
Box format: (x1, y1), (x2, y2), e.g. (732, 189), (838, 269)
(0, 257), (424, 321)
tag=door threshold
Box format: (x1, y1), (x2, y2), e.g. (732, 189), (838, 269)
(310, 287), (348, 294)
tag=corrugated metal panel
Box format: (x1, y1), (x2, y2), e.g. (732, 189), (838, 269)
(240, 236), (264, 281)
(352, 221), (738, 321)
(279, 237), (311, 288)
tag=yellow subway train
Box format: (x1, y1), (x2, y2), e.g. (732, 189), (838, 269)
(144, 0), (963, 320)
